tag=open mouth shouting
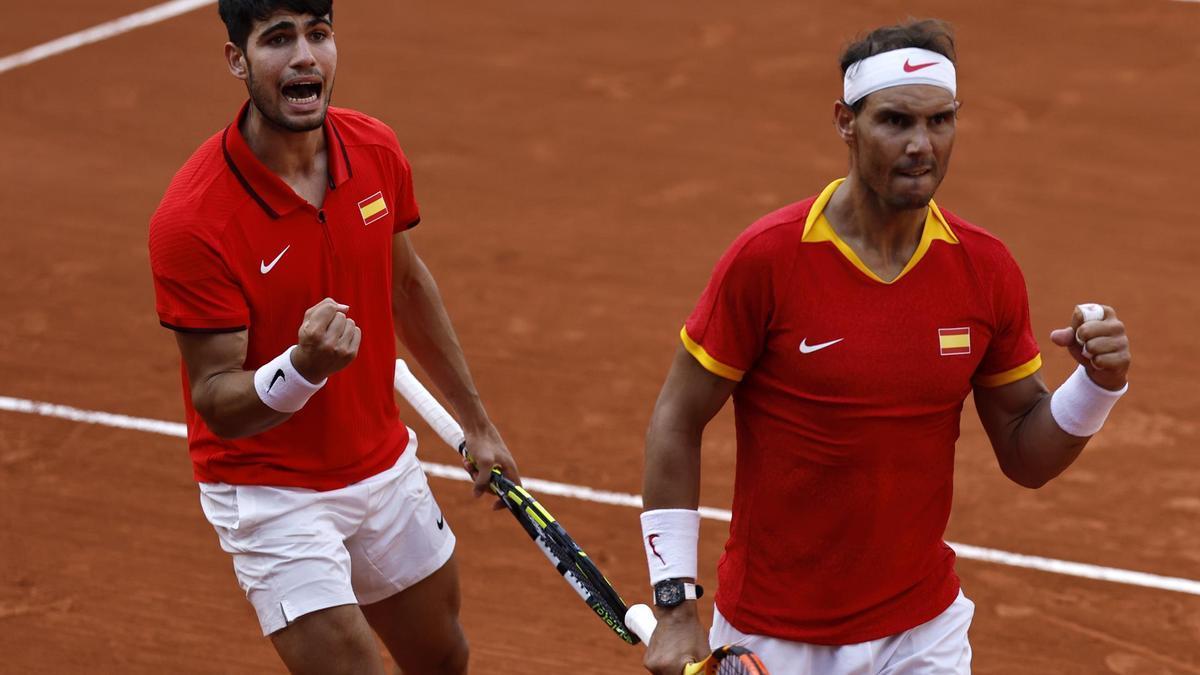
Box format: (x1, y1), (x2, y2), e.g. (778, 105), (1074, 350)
(281, 76), (323, 112)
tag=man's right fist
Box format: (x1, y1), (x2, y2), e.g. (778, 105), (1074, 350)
(291, 298), (361, 383)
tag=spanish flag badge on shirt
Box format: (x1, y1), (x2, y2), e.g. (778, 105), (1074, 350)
(358, 191), (389, 226)
(939, 327), (971, 356)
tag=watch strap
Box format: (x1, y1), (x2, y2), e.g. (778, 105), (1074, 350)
(653, 578), (705, 607)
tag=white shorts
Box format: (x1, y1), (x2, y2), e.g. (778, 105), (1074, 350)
(198, 430), (455, 635)
(710, 591), (974, 675)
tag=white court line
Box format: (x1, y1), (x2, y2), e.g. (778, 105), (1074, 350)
(0, 0), (216, 75)
(3, 0), (1195, 593)
(0, 1), (1191, 74)
(3, 393), (1200, 597)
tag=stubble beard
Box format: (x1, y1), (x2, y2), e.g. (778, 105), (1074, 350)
(245, 66), (331, 133)
(884, 190), (933, 210)
(861, 150), (940, 211)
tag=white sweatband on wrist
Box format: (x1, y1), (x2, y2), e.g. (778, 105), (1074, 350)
(640, 508), (701, 585)
(1050, 365), (1127, 437)
(843, 47), (957, 106)
(253, 345), (326, 413)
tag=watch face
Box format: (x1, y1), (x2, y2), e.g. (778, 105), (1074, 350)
(655, 581), (683, 606)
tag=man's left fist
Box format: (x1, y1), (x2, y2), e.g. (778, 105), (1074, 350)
(1049, 303), (1131, 391)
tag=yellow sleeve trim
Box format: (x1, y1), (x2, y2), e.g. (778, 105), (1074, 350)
(974, 354), (1043, 388)
(680, 327), (745, 382)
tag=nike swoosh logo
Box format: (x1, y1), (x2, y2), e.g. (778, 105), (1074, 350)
(436, 515), (445, 530)
(799, 337), (844, 354)
(260, 245), (291, 274)
(268, 369), (285, 391)
(903, 59), (938, 73)
(647, 534), (665, 565)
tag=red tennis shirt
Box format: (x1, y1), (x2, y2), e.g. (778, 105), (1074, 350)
(149, 103), (420, 490)
(683, 179), (1041, 644)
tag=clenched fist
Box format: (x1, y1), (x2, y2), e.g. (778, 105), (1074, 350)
(291, 298), (362, 383)
(1049, 303), (1131, 391)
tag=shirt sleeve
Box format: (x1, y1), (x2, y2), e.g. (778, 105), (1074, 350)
(148, 218), (250, 333)
(973, 246), (1041, 387)
(682, 230), (778, 381)
(389, 139), (421, 233)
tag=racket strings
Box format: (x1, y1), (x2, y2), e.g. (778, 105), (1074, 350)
(549, 531), (639, 644)
(500, 476), (640, 644)
(713, 648), (769, 675)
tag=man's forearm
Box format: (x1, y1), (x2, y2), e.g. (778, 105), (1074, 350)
(642, 412), (704, 510)
(1000, 393), (1090, 488)
(176, 330), (312, 440)
(643, 347), (737, 508)
(994, 303), (1132, 488)
(393, 257), (491, 431)
(192, 370), (293, 439)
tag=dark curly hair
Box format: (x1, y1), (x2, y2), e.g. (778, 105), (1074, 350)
(218, 0), (333, 50)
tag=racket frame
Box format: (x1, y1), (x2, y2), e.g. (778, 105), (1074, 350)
(393, 358), (639, 645)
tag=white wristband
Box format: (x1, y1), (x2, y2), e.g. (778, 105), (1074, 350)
(1050, 365), (1127, 437)
(254, 345), (326, 413)
(640, 509), (701, 585)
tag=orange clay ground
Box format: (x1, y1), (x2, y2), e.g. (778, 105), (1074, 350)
(1, 1), (1198, 672)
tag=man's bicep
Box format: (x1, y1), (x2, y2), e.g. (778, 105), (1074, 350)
(174, 329), (250, 389)
(391, 231), (424, 296)
(973, 372), (1049, 457)
(655, 344), (739, 430)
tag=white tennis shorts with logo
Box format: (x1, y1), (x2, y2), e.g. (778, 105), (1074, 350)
(710, 590), (975, 674)
(197, 429), (455, 635)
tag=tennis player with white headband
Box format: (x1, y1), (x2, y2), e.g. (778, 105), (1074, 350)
(637, 19), (1132, 675)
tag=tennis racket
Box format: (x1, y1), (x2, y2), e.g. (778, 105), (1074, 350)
(393, 358), (640, 645)
(625, 604), (770, 675)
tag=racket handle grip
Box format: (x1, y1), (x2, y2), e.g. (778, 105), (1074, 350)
(394, 358), (467, 454)
(625, 603), (657, 644)
(627, 604), (710, 674)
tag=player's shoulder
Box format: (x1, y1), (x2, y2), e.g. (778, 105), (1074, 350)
(724, 197), (815, 260)
(702, 198), (814, 285)
(149, 130), (244, 262)
(751, 197), (815, 234)
(328, 107), (405, 153)
(937, 205), (1024, 280)
(939, 206), (1017, 256)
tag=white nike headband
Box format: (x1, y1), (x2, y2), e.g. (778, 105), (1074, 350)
(843, 47), (956, 106)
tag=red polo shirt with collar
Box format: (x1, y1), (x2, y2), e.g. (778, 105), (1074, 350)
(681, 179), (1041, 644)
(149, 102), (420, 490)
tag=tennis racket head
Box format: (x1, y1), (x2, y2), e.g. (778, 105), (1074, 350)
(489, 469), (640, 644)
(687, 646), (770, 675)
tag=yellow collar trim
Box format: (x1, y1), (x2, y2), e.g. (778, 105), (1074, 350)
(802, 178), (958, 284)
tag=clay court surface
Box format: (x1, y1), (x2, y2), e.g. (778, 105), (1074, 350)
(1, 0), (1199, 672)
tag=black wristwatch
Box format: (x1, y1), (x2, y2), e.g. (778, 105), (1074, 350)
(653, 578), (704, 608)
